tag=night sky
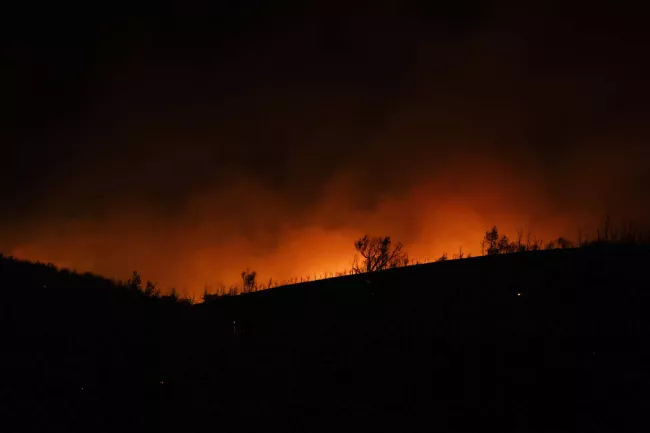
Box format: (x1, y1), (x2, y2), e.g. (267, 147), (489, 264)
(2, 2), (649, 294)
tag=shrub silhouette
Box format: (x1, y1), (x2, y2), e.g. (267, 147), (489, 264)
(145, 281), (160, 298)
(181, 288), (195, 305)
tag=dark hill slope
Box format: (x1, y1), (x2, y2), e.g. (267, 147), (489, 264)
(0, 257), (168, 432)
(190, 246), (650, 432)
(2, 246), (650, 432)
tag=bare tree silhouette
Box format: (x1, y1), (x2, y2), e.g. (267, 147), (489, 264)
(352, 235), (408, 274)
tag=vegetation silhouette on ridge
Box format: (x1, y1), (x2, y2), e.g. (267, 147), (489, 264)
(2, 215), (648, 303)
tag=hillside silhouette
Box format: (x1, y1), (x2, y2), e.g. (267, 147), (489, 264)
(2, 238), (650, 431)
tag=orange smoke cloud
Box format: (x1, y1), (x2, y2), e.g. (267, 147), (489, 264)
(3, 152), (635, 300)
(2, 3), (648, 299)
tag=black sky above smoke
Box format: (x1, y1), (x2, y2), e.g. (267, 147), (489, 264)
(2, 2), (649, 289)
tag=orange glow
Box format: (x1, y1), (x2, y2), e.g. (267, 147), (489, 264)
(1, 153), (645, 300)
(2, 1), (649, 304)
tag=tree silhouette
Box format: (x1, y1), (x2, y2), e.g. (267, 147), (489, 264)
(497, 234), (511, 253)
(127, 271), (142, 292)
(484, 226), (500, 255)
(352, 235), (408, 274)
(482, 227), (521, 254)
(241, 269), (257, 294)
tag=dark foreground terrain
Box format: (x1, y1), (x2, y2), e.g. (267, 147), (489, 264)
(2, 246), (650, 432)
